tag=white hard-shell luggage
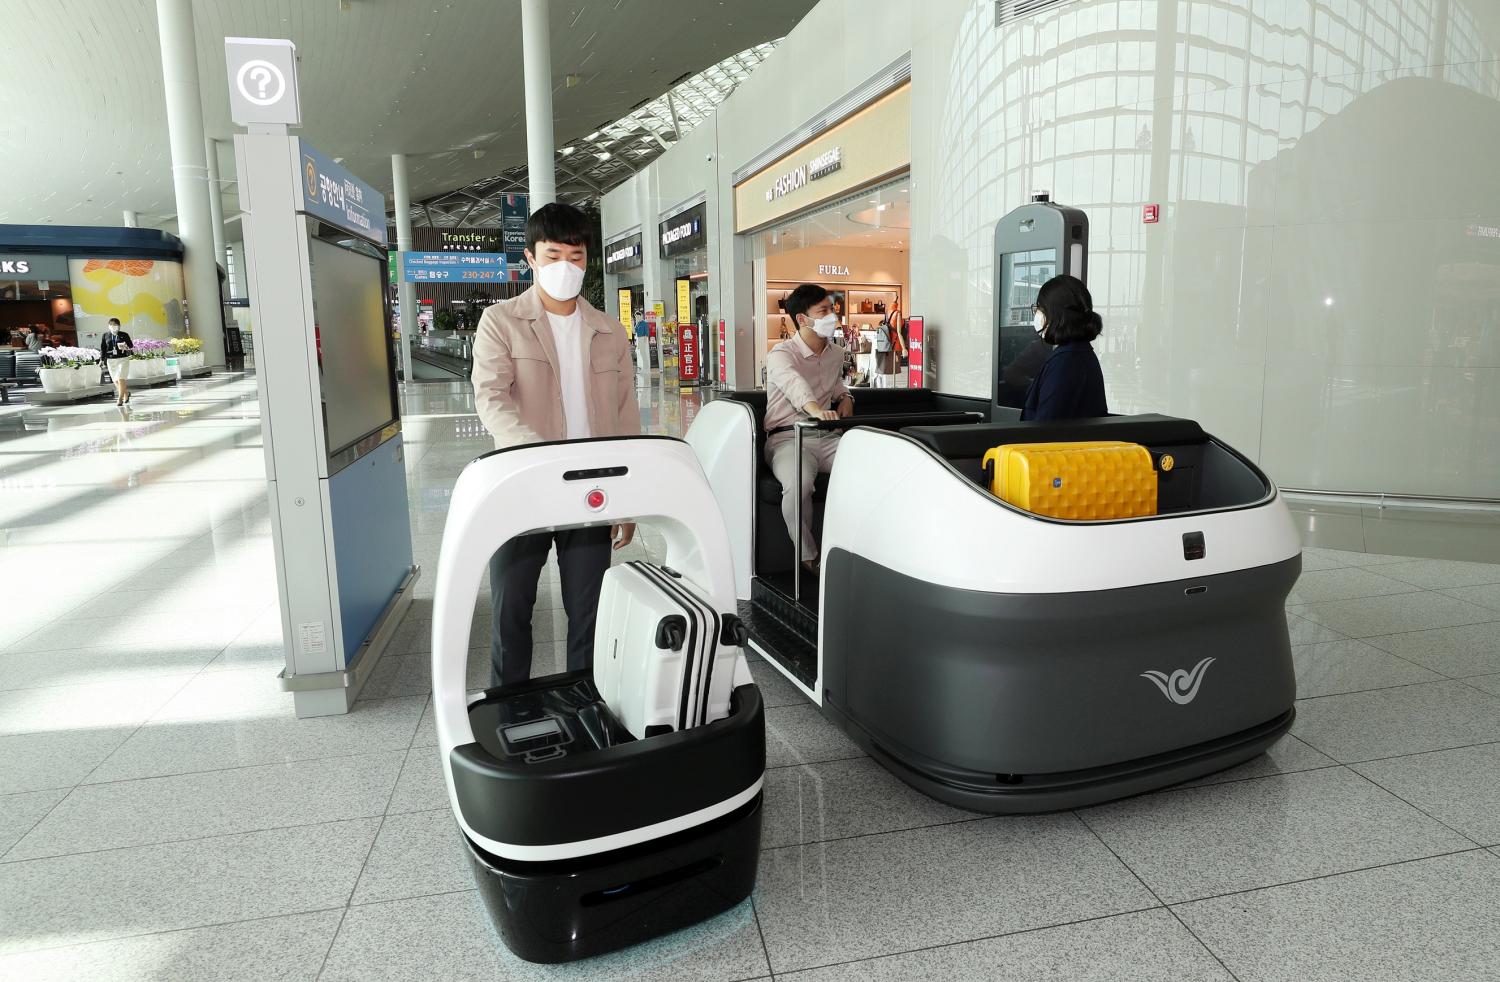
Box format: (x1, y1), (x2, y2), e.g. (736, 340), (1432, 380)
(593, 561), (744, 739)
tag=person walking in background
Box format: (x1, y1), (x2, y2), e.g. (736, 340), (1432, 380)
(471, 203), (642, 687)
(873, 303), (904, 388)
(100, 317), (133, 406)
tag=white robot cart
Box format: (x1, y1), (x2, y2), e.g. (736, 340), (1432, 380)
(430, 435), (764, 963)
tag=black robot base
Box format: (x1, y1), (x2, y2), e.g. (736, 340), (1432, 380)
(462, 793), (763, 964)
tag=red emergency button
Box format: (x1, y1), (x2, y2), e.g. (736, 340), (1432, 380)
(586, 489), (607, 511)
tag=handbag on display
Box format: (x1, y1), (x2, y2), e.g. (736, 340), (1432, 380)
(860, 298), (874, 314)
(874, 301), (886, 314)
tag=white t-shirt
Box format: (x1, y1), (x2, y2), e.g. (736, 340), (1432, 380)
(545, 308), (592, 439)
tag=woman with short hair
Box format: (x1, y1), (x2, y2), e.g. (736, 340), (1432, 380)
(1021, 275), (1108, 422)
(100, 317), (134, 406)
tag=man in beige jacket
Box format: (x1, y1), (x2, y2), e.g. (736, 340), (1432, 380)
(471, 202), (642, 686)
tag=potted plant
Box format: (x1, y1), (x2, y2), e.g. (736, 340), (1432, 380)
(170, 336), (205, 371)
(76, 347), (103, 387)
(130, 338), (171, 377)
(38, 346), (77, 392)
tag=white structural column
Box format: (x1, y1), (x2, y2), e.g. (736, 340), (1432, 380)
(391, 153), (417, 383)
(155, 0), (226, 367)
(205, 137), (228, 271)
(520, 0), (557, 210)
(122, 210), (139, 228)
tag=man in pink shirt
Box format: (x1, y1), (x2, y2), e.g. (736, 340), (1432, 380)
(764, 284), (853, 575)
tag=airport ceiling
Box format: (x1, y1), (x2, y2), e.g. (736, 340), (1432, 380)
(2, 0), (816, 229)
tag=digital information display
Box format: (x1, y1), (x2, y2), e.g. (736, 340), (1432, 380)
(309, 237), (398, 457)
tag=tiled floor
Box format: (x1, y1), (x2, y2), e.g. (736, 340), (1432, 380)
(2, 372), (1500, 980)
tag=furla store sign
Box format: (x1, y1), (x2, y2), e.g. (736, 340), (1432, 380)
(735, 82), (910, 233)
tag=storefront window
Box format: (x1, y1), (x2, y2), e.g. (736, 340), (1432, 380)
(752, 178), (911, 387)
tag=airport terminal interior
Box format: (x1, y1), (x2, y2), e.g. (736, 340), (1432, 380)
(4, 1), (1500, 980)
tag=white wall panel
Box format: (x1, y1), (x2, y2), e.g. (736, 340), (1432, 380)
(612, 0), (1500, 497)
(912, 0), (1500, 499)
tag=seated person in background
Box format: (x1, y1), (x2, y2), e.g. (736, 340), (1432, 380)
(764, 284), (853, 575)
(1020, 274), (1108, 422)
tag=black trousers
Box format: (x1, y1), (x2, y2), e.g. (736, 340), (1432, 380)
(488, 527), (612, 687)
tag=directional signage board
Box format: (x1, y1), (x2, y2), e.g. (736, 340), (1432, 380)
(400, 252), (508, 283)
(297, 140), (386, 244)
(224, 37), (302, 127)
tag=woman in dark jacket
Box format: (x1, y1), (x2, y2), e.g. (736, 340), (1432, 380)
(1020, 275), (1108, 422)
(99, 317), (134, 405)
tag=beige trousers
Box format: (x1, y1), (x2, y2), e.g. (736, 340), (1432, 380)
(766, 431), (841, 564)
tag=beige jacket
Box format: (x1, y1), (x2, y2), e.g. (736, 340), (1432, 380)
(471, 286), (641, 448)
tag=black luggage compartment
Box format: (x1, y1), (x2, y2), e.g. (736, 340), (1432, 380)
(469, 673), (634, 765)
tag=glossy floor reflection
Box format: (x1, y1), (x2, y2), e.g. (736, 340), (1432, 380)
(2, 372), (1500, 981)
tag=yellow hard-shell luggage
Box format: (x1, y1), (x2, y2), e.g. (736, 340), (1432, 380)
(981, 441), (1158, 520)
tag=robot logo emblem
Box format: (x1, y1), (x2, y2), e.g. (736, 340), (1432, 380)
(1140, 656), (1216, 705)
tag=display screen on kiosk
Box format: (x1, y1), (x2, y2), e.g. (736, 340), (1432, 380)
(308, 235), (399, 460)
(995, 247), (1057, 409)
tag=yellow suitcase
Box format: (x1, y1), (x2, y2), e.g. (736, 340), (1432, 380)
(981, 441), (1158, 520)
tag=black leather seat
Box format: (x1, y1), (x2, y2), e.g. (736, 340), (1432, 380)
(12, 351), (41, 384)
(717, 391), (830, 576)
(901, 414), (1212, 510)
(718, 388), (992, 577)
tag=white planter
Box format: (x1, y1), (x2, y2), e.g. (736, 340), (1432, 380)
(188, 352), (204, 370)
(39, 368), (72, 393)
(79, 364), (101, 387)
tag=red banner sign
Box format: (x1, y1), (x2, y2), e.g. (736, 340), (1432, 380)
(906, 315), (924, 389)
(679, 323), (700, 383)
(717, 320), (727, 383)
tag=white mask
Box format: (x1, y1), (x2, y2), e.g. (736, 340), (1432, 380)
(810, 313), (840, 339)
(537, 259), (585, 301)
(1033, 310), (1047, 337)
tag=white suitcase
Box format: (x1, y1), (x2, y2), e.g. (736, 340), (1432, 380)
(593, 562), (742, 739)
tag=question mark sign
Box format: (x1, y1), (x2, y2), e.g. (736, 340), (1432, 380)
(236, 59), (284, 108)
